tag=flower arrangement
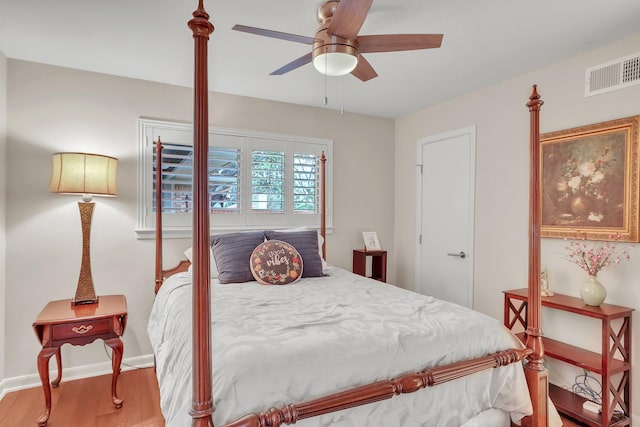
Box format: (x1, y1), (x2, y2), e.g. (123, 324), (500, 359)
(563, 230), (631, 276)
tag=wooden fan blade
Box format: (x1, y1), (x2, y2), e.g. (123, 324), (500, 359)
(358, 34), (443, 53)
(270, 53), (313, 75)
(232, 24), (316, 45)
(351, 55), (378, 82)
(327, 0), (373, 40)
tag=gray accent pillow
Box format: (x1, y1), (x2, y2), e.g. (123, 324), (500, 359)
(211, 231), (266, 284)
(264, 230), (324, 278)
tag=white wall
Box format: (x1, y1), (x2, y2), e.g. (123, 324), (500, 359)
(394, 32), (640, 423)
(0, 50), (8, 383)
(5, 60), (394, 380)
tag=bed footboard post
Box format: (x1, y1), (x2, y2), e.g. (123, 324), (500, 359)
(155, 138), (164, 294)
(524, 85), (549, 427)
(320, 151), (327, 260)
(188, 1), (216, 426)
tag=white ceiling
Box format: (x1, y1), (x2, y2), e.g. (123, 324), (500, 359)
(1, 0), (640, 118)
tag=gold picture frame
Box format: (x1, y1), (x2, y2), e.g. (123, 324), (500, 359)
(540, 115), (640, 242)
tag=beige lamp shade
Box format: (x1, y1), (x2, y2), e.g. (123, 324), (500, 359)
(50, 152), (118, 196)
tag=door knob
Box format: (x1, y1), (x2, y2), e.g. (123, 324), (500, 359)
(446, 251), (466, 259)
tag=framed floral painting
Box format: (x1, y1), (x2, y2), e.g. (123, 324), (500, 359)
(540, 115), (640, 242)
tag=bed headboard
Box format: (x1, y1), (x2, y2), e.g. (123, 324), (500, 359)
(154, 146), (328, 294)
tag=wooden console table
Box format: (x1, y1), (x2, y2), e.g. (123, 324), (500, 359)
(33, 295), (128, 426)
(503, 289), (633, 426)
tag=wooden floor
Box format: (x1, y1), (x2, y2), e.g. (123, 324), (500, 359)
(0, 367), (585, 426)
(0, 368), (165, 427)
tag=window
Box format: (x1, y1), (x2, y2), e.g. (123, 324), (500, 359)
(137, 119), (332, 239)
(154, 143), (240, 214)
(251, 150), (284, 212)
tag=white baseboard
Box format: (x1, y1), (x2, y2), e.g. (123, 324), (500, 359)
(0, 353), (154, 401)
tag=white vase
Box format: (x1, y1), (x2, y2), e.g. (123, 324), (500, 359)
(580, 275), (607, 306)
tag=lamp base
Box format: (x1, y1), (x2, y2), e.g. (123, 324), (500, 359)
(72, 296), (99, 306)
(73, 201), (98, 306)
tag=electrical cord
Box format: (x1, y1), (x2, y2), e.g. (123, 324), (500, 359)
(102, 342), (149, 370)
(572, 370), (624, 419)
(572, 369), (601, 403)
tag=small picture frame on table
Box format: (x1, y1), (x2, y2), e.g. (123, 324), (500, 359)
(362, 231), (381, 251)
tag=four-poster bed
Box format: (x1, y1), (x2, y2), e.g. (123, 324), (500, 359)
(149, 1), (551, 426)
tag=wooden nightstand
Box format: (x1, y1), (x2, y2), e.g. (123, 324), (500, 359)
(33, 295), (128, 426)
(352, 249), (387, 282)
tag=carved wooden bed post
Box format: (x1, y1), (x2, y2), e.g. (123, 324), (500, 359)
(155, 138), (164, 294)
(524, 85), (549, 427)
(320, 151), (327, 260)
(188, 1), (215, 426)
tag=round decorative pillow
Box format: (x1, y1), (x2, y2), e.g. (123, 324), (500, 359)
(250, 240), (303, 285)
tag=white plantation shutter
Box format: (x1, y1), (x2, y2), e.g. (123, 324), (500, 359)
(137, 119), (332, 238)
(293, 153), (318, 213)
(209, 147), (241, 212)
(251, 150), (284, 212)
(153, 143), (240, 214)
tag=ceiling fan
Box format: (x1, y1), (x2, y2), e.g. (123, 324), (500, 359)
(232, 0), (443, 82)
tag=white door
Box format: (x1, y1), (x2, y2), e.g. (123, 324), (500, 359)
(415, 126), (476, 308)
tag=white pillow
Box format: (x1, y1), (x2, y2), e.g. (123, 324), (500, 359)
(184, 246), (219, 278)
(317, 233), (329, 270)
(279, 226), (309, 232)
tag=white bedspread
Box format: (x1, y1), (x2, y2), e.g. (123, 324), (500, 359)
(148, 267), (533, 427)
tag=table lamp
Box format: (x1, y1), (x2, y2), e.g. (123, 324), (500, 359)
(49, 152), (118, 305)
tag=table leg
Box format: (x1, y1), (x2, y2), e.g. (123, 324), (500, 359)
(51, 347), (62, 388)
(105, 337), (124, 408)
(36, 347), (58, 427)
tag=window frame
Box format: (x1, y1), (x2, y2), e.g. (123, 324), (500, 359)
(136, 118), (333, 239)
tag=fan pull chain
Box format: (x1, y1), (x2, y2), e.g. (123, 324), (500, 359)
(324, 85), (328, 105)
(323, 49), (328, 106)
(340, 75), (345, 115)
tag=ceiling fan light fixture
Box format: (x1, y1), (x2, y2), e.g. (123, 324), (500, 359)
(233, 0), (443, 82)
(313, 51), (358, 76)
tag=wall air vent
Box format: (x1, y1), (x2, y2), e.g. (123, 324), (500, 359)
(585, 52), (640, 97)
